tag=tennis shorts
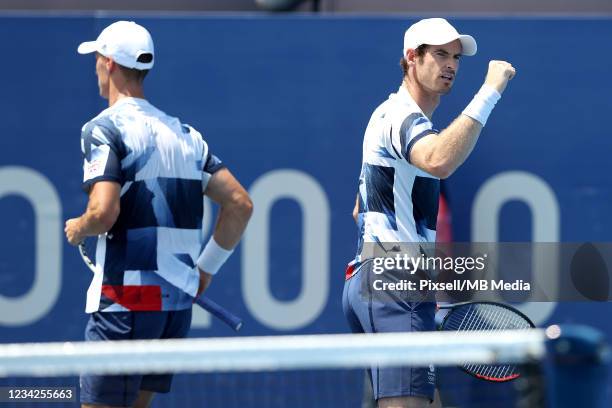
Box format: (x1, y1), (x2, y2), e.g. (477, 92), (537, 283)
(342, 260), (436, 401)
(80, 309), (192, 407)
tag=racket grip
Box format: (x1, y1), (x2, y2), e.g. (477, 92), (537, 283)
(195, 296), (243, 332)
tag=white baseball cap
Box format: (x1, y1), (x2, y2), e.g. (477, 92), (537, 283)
(77, 21), (155, 70)
(403, 18), (477, 57)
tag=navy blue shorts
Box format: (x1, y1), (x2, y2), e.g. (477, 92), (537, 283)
(342, 261), (436, 401)
(80, 309), (192, 407)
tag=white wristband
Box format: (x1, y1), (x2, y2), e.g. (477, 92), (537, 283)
(462, 84), (501, 127)
(197, 238), (234, 275)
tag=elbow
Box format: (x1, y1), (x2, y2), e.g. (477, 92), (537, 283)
(233, 192), (254, 222)
(426, 160), (455, 179)
(242, 196), (254, 221)
(431, 166), (454, 180)
(419, 149), (455, 179)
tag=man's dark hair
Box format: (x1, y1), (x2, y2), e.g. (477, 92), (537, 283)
(400, 44), (428, 78)
(117, 53), (153, 83)
(117, 65), (149, 83)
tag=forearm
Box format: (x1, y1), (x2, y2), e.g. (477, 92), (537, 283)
(430, 115), (483, 177)
(198, 168), (253, 277)
(414, 62), (514, 179)
(211, 201), (252, 250)
(77, 198), (119, 237)
(196, 198), (252, 280)
(77, 213), (112, 237)
(65, 181), (120, 245)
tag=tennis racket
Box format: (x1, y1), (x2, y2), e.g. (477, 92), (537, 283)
(78, 235), (243, 331)
(438, 301), (535, 382)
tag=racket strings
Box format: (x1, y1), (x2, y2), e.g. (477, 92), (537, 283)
(472, 306), (519, 379)
(467, 307), (501, 376)
(442, 304), (532, 381)
(467, 307), (504, 377)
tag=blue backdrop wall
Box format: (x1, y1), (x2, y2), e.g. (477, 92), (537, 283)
(0, 14), (610, 406)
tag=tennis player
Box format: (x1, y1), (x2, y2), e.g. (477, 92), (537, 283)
(64, 21), (253, 408)
(343, 18), (515, 408)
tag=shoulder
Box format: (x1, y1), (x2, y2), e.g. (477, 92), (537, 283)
(80, 111), (126, 157)
(391, 96), (432, 133)
(146, 102), (204, 141)
(399, 111), (431, 132)
(82, 109), (121, 140)
(181, 123), (207, 145)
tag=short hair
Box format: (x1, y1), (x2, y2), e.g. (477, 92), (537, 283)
(400, 44), (428, 77)
(117, 53), (152, 83)
(117, 65), (149, 83)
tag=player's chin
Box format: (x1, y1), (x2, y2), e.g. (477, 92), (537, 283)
(438, 81), (454, 94)
(438, 86), (453, 95)
(434, 78), (453, 93)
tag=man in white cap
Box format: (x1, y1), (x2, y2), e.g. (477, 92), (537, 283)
(65, 21), (253, 408)
(343, 18), (515, 407)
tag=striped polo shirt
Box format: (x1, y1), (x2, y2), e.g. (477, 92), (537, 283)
(348, 86), (440, 277)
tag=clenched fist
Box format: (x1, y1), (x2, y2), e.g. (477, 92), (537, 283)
(65, 218), (84, 246)
(484, 60), (516, 95)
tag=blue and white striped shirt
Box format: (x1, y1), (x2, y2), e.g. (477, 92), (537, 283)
(348, 86), (440, 275)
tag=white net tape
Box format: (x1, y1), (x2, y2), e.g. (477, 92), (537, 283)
(0, 330), (546, 378)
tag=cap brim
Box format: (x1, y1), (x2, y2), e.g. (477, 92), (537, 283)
(458, 34), (477, 56)
(77, 41), (98, 54)
(411, 33), (478, 57)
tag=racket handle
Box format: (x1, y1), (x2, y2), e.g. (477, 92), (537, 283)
(195, 296), (243, 332)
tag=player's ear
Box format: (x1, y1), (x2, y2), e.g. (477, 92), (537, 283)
(405, 49), (417, 66)
(105, 58), (116, 73)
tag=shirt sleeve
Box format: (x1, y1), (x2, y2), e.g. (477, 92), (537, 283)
(80, 118), (124, 193)
(201, 143), (225, 192)
(390, 112), (439, 164)
(203, 150), (225, 175)
(182, 124), (226, 191)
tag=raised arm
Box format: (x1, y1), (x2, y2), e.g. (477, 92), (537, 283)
(410, 60), (516, 178)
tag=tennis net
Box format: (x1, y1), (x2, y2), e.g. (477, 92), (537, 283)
(0, 328), (604, 407)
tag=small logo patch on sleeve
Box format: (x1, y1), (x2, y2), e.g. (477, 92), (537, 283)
(83, 145), (110, 181)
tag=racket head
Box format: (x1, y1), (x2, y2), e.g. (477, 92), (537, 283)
(439, 301), (535, 382)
